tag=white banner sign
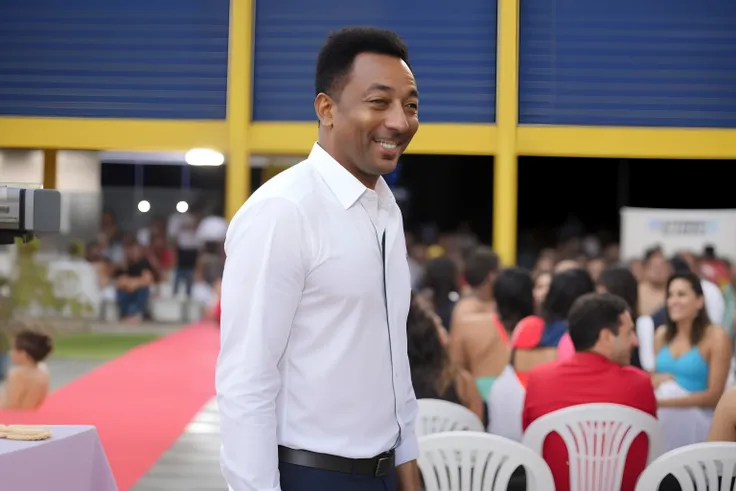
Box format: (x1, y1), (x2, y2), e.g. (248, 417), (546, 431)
(620, 207), (736, 261)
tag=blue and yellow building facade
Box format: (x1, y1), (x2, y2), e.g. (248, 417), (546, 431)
(1, 0), (735, 265)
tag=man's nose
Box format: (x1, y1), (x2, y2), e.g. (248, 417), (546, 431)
(631, 332), (639, 348)
(384, 103), (410, 133)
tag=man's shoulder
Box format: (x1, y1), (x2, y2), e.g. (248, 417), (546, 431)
(233, 162), (315, 216)
(618, 365), (653, 385)
(251, 160), (314, 201)
(526, 358), (564, 383)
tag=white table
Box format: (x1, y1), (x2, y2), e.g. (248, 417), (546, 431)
(0, 425), (117, 491)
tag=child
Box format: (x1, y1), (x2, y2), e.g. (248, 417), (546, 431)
(0, 330), (52, 410)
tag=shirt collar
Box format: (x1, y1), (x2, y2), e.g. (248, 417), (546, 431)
(570, 351), (616, 367)
(308, 142), (396, 210)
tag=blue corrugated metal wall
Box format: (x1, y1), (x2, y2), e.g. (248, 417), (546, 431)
(0, 0), (229, 119)
(253, 3), (497, 123)
(519, 0), (736, 128)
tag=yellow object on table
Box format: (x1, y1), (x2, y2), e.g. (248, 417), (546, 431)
(0, 425), (52, 441)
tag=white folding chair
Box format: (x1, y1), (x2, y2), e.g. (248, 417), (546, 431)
(522, 403), (663, 491)
(419, 431), (555, 491)
(635, 442), (736, 491)
(417, 399), (485, 437)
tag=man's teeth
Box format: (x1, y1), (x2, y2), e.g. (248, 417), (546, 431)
(377, 141), (398, 149)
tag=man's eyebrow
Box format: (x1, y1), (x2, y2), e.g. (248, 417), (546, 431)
(366, 83), (393, 93)
(366, 84), (419, 98)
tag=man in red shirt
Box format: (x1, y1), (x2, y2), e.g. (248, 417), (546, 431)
(522, 292), (657, 491)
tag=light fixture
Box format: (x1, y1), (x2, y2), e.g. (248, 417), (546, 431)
(185, 148), (224, 167)
(138, 200), (151, 213)
(176, 200), (189, 213)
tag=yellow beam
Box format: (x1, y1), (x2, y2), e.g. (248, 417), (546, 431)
(518, 126), (736, 159)
(493, 0), (520, 266)
(249, 122), (497, 156)
(0, 117), (227, 152)
(225, 0), (252, 220)
(42, 149), (57, 189)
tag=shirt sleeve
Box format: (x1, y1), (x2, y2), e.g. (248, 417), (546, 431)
(395, 373), (419, 466)
(216, 197), (308, 491)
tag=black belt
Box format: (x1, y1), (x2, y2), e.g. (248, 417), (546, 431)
(278, 446), (395, 477)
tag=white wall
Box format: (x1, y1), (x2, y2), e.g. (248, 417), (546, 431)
(57, 150), (100, 192)
(0, 149), (44, 185)
(56, 151), (101, 238)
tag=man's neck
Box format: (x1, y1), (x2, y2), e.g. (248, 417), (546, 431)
(472, 287), (493, 303)
(646, 281), (666, 292)
(316, 139), (378, 189)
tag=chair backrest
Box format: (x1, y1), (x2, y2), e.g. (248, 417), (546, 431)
(522, 403), (664, 491)
(417, 399), (485, 438)
(635, 442), (736, 491)
(419, 431), (555, 491)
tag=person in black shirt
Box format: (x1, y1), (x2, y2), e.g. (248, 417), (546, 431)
(114, 242), (154, 324)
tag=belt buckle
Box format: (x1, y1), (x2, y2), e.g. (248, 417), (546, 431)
(375, 456), (391, 477)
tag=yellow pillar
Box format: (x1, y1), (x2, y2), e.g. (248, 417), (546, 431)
(493, 0), (520, 265)
(42, 149), (57, 189)
(225, 0), (253, 220)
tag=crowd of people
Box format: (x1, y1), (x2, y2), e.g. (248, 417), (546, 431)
(405, 234), (736, 490)
(81, 207), (227, 324)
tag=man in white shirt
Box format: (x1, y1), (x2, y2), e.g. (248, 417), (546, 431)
(216, 27), (421, 491)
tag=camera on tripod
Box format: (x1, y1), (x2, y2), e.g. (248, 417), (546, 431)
(0, 185), (61, 245)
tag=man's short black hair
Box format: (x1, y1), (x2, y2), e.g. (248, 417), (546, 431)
(644, 245), (663, 263)
(315, 27), (410, 99)
(464, 246), (499, 288)
(567, 292), (629, 352)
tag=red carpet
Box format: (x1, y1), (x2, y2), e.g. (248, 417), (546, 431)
(0, 322), (220, 490)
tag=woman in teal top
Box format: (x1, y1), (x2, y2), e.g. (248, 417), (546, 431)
(653, 272), (732, 409)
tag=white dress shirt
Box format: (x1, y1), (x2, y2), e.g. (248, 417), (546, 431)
(216, 143), (418, 491)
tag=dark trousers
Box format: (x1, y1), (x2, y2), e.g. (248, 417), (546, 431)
(279, 462), (397, 491)
(116, 287), (150, 317)
(174, 268), (194, 296)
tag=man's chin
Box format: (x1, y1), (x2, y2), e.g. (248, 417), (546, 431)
(373, 158), (400, 176)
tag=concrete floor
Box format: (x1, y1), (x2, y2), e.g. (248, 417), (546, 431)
(47, 358), (107, 391)
(131, 399), (227, 491)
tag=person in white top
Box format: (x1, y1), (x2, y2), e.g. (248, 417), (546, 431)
(216, 27), (421, 491)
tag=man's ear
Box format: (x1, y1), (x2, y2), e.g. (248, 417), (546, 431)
(314, 93), (334, 127)
(599, 328), (614, 346)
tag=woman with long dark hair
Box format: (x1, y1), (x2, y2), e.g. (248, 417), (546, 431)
(654, 271), (732, 408)
(420, 257), (460, 331)
(596, 265), (655, 370)
(407, 293), (484, 423)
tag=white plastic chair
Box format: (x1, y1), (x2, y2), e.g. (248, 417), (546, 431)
(635, 442), (736, 491)
(417, 399), (485, 437)
(522, 403), (664, 491)
(419, 431), (555, 491)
